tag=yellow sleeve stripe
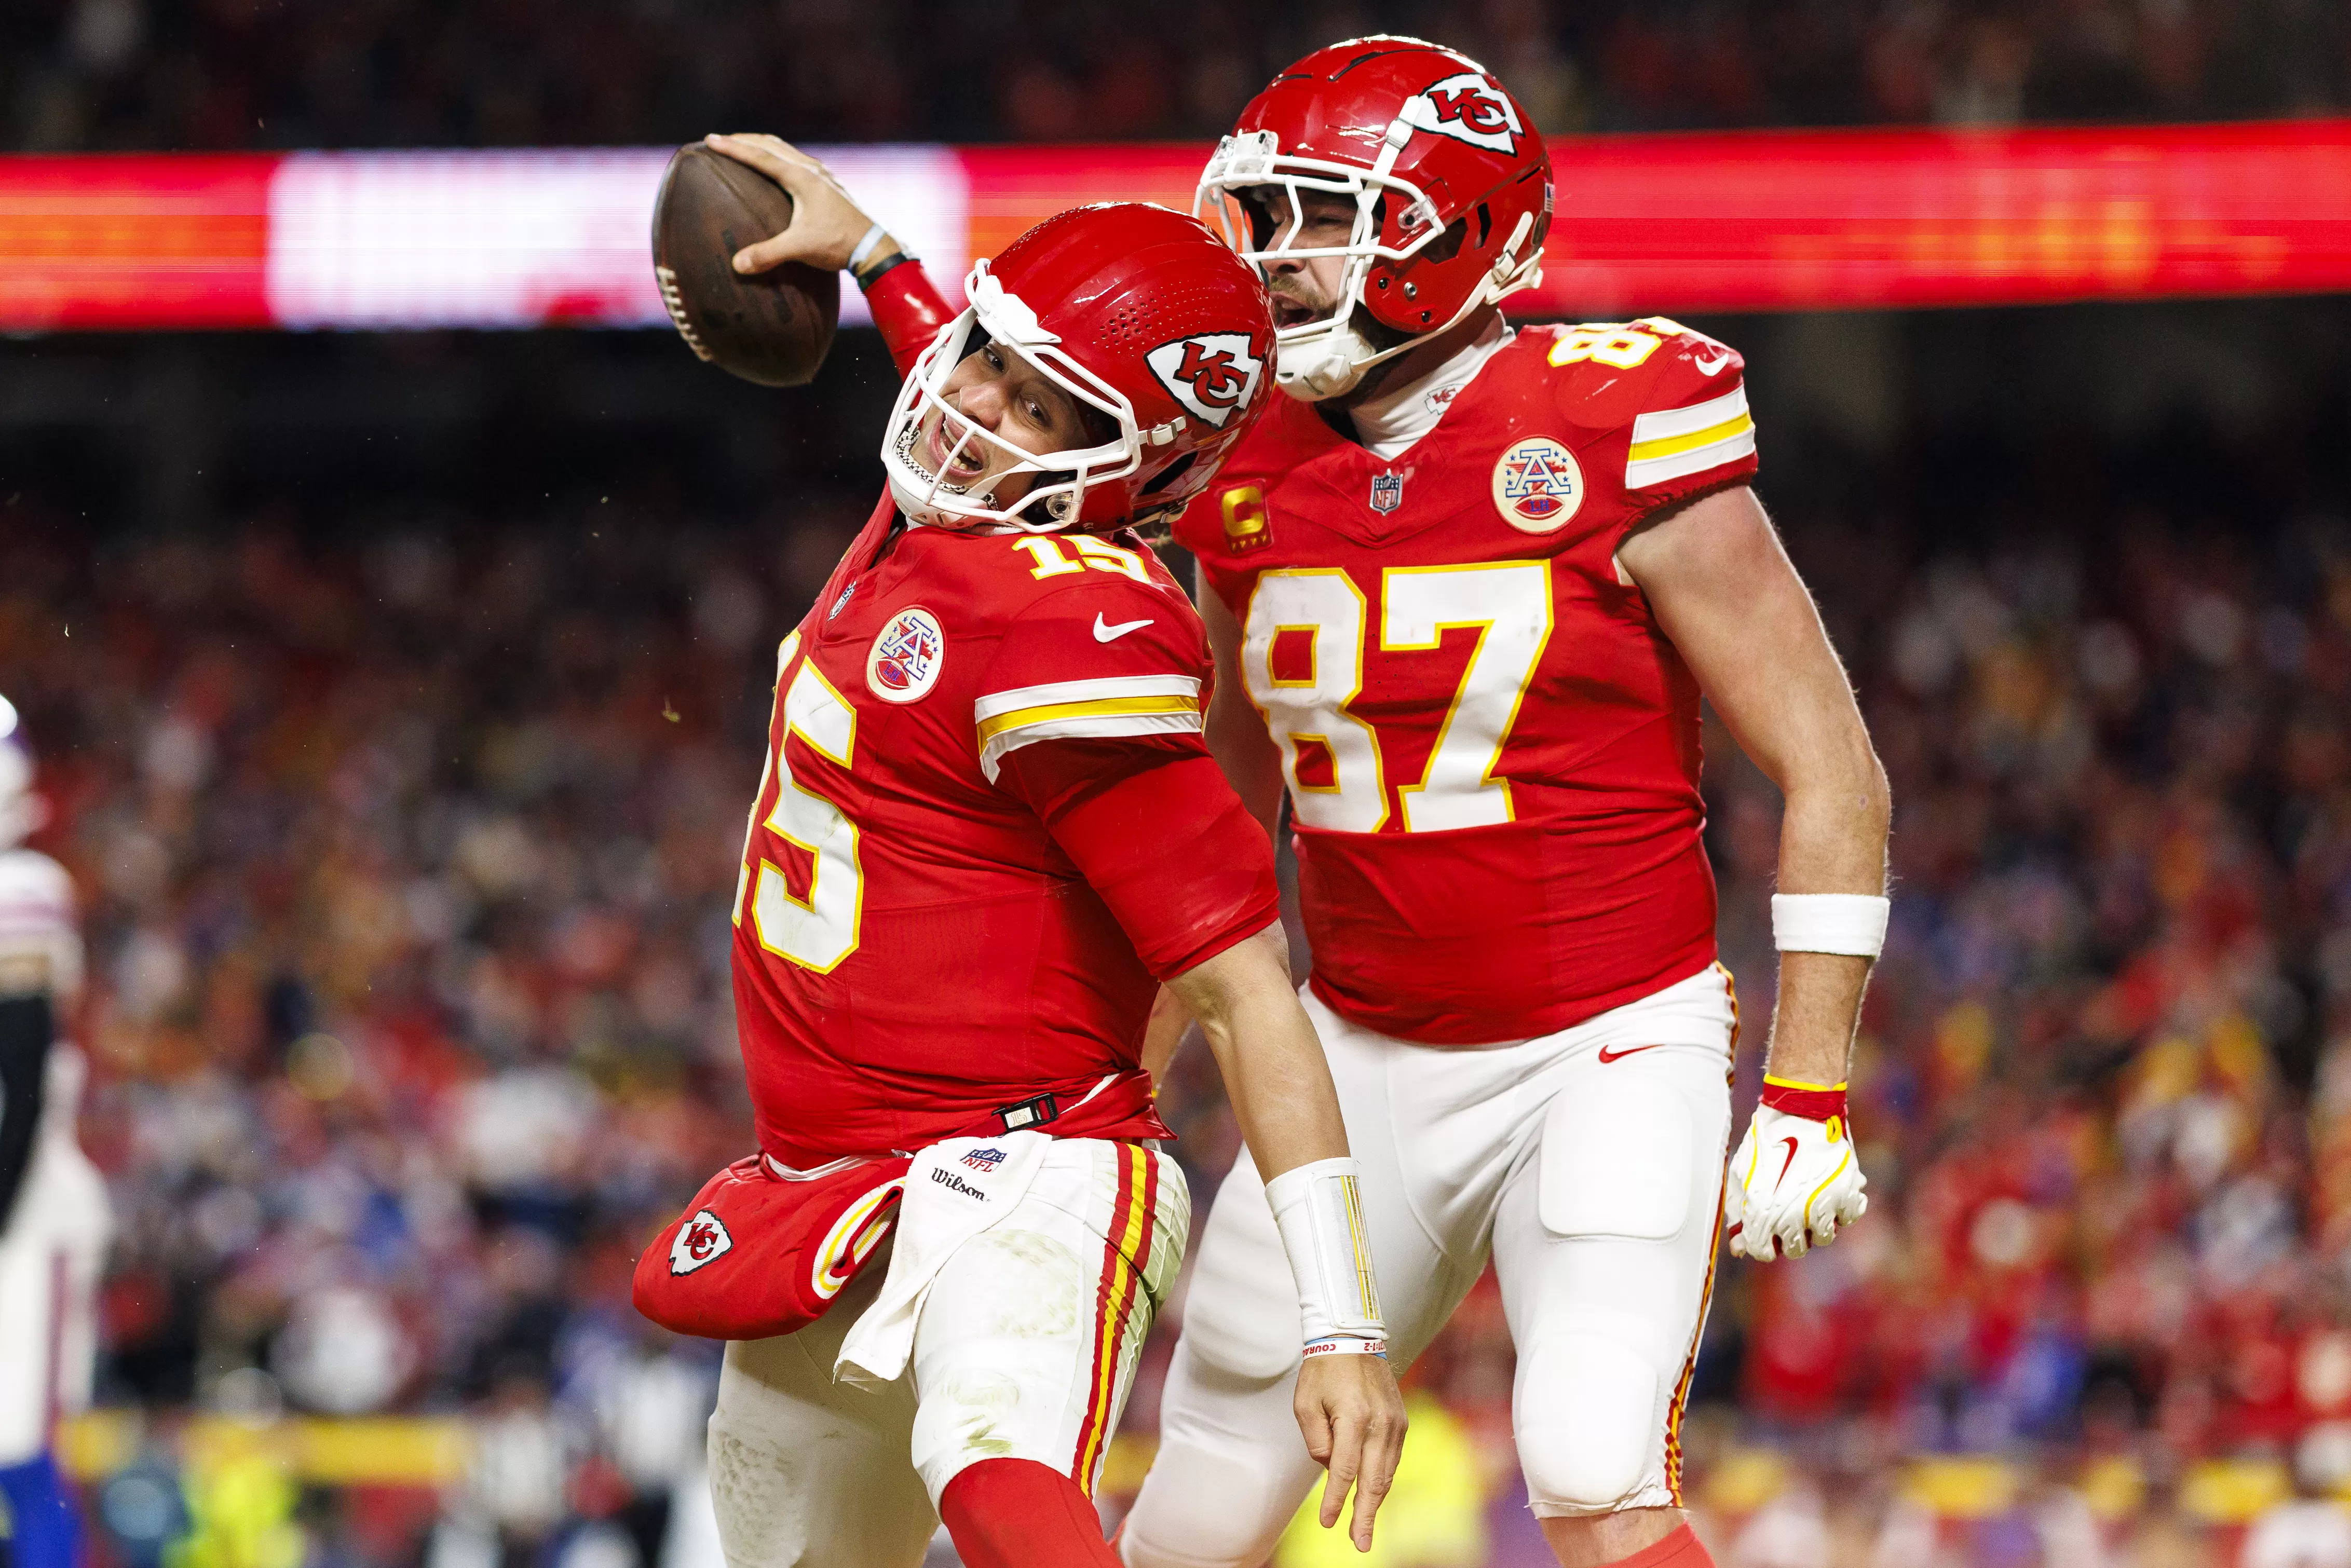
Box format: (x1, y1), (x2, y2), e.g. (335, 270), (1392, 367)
(974, 672), (1201, 721)
(1762, 1073), (1848, 1093)
(1629, 384), (1748, 443)
(1627, 410), (1755, 465)
(975, 696), (1205, 783)
(975, 692), (1202, 746)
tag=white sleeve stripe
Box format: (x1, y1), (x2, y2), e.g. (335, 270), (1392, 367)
(974, 673), (1201, 722)
(1628, 384), (1749, 445)
(1626, 426), (1759, 489)
(980, 710), (1204, 783)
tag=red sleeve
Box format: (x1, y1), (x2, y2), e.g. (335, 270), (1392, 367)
(1567, 325), (1759, 540)
(864, 261), (953, 378)
(996, 740), (1280, 981)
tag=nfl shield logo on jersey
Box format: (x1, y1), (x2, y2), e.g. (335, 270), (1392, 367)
(1491, 437), (1585, 534)
(670, 1208), (734, 1275)
(866, 606), (945, 703)
(1369, 471), (1404, 515)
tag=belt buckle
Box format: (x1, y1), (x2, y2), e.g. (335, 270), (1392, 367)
(995, 1093), (1059, 1133)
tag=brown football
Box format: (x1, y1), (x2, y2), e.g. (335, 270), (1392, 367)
(651, 144), (840, 387)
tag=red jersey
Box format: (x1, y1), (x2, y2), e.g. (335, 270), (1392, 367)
(732, 497), (1280, 1166)
(1176, 319), (1760, 1045)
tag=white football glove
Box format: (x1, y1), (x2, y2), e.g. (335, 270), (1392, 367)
(1725, 1076), (1867, 1261)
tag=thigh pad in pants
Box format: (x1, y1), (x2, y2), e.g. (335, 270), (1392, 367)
(1506, 1048), (1725, 1517)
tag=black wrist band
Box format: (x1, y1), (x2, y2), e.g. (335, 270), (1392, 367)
(853, 251), (913, 290)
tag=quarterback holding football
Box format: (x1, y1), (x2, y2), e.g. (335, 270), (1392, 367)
(1119, 38), (1891, 1568)
(634, 141), (1405, 1566)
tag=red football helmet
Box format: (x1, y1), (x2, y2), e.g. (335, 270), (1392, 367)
(1197, 36), (1552, 400)
(879, 202), (1276, 534)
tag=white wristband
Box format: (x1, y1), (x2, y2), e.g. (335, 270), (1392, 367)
(1771, 893), (1890, 957)
(1263, 1156), (1385, 1349)
(846, 221), (890, 271)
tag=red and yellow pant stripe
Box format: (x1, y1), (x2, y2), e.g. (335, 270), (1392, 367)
(1069, 1141), (1159, 1493)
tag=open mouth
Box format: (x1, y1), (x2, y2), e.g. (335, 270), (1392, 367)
(920, 410), (990, 486)
(1270, 296), (1321, 330)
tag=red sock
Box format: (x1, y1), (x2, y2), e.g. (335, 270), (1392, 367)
(939, 1458), (1120, 1568)
(1603, 1522), (1716, 1568)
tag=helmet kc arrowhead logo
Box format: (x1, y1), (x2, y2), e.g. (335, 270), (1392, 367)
(1400, 72), (1524, 154)
(1147, 334), (1263, 430)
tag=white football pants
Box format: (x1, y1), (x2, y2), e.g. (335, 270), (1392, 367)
(706, 1138), (1186, 1568)
(0, 1131), (113, 1466)
(1123, 966), (1736, 1567)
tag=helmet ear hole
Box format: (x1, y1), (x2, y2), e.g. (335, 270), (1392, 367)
(1475, 203), (1492, 248)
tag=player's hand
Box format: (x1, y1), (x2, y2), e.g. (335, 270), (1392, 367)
(1725, 1081), (1868, 1261)
(1293, 1350), (1406, 1552)
(702, 134), (882, 277)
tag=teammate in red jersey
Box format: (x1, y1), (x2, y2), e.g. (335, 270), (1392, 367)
(1119, 41), (1891, 1568)
(650, 140), (1405, 1566)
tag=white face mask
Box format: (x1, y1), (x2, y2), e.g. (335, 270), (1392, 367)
(876, 263), (1141, 534)
(1196, 127), (1541, 402)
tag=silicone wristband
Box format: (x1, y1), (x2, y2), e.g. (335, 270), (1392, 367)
(853, 251), (913, 290)
(1304, 1337), (1389, 1359)
(846, 221), (890, 271)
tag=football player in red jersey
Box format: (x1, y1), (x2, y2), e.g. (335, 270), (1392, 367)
(1117, 40), (1891, 1568)
(648, 141), (1406, 1566)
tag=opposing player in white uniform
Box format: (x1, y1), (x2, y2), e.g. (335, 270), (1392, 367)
(1120, 39), (1889, 1568)
(0, 696), (113, 1568)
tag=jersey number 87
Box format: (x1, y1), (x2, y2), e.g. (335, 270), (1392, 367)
(1241, 561), (1553, 835)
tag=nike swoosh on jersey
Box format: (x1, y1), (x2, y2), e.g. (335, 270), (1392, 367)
(1595, 1043), (1664, 1064)
(1693, 351), (1733, 376)
(1774, 1136), (1802, 1189)
(1093, 614), (1153, 642)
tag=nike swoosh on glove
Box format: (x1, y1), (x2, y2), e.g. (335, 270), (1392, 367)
(1725, 1075), (1867, 1261)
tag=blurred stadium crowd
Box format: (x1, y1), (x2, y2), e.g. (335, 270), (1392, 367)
(7, 0), (2351, 153)
(5, 391), (2351, 1562)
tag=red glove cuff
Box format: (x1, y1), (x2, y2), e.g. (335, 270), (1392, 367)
(1760, 1074), (1847, 1124)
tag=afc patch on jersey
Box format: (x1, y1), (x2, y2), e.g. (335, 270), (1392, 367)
(1147, 334), (1263, 430)
(1492, 436), (1585, 533)
(670, 1208), (734, 1275)
(867, 606), (945, 703)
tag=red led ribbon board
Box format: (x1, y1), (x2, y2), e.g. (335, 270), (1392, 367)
(0, 155), (277, 330)
(2, 122), (2347, 332)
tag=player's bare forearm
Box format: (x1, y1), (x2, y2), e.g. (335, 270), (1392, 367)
(1140, 983), (1192, 1081)
(1166, 923), (1349, 1178)
(1766, 950), (1871, 1084)
(1197, 565), (1287, 841)
(1618, 484), (1891, 1083)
